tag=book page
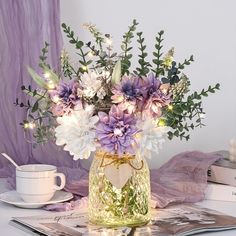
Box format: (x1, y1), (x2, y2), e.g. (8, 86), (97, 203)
(11, 204), (236, 236)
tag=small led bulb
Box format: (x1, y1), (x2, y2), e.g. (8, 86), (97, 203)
(47, 80), (55, 90)
(158, 120), (166, 127)
(24, 123), (29, 129)
(81, 65), (88, 71)
(44, 72), (51, 79)
(28, 122), (35, 129)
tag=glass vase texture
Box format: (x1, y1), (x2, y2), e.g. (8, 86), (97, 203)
(88, 150), (151, 227)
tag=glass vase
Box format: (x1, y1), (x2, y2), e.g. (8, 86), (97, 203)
(88, 150), (151, 227)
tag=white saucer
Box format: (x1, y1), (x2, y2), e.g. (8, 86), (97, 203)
(0, 190), (73, 209)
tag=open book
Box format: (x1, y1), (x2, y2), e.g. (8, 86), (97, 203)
(10, 204), (236, 236)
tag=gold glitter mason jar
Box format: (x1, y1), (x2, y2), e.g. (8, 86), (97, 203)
(88, 150), (151, 227)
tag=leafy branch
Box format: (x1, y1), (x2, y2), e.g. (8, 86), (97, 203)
(39, 42), (50, 69)
(134, 32), (151, 76)
(152, 30), (164, 77)
(86, 41), (110, 70)
(178, 55), (194, 71)
(83, 23), (105, 51)
(21, 85), (47, 99)
(61, 23), (91, 74)
(84, 24), (118, 72)
(166, 83), (220, 140)
(121, 19), (139, 75)
(163, 55), (194, 85)
(14, 98), (31, 109)
(188, 83), (220, 100)
(60, 51), (76, 79)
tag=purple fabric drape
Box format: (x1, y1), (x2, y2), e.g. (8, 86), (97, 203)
(0, 0), (88, 178)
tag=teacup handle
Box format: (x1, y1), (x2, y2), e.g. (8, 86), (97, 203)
(53, 173), (66, 191)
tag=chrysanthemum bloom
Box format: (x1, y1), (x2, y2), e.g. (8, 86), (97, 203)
(136, 118), (170, 159)
(96, 105), (139, 155)
(79, 71), (105, 99)
(143, 73), (171, 118)
(55, 105), (99, 160)
(111, 76), (144, 113)
(50, 80), (81, 116)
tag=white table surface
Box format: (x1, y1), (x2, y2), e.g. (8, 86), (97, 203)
(1, 178), (236, 236)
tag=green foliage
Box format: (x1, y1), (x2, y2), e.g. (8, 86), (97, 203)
(152, 30), (165, 77)
(27, 67), (48, 89)
(166, 83), (220, 140)
(60, 49), (77, 79)
(61, 23), (89, 74)
(121, 19), (139, 75)
(83, 23), (105, 50)
(15, 85), (56, 144)
(86, 40), (115, 71)
(178, 55), (194, 71)
(39, 42), (50, 68)
(98, 177), (148, 217)
(161, 55), (194, 86)
(134, 32), (151, 76)
(33, 123), (55, 144)
(84, 24), (117, 73)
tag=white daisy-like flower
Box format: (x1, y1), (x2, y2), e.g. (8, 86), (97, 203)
(79, 71), (102, 98)
(136, 118), (170, 159)
(55, 105), (99, 160)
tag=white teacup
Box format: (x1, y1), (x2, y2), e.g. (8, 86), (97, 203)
(16, 164), (66, 203)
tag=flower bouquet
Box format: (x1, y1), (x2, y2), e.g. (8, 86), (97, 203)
(16, 19), (219, 226)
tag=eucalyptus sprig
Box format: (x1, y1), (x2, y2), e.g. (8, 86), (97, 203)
(39, 42), (50, 69)
(83, 23), (105, 51)
(84, 24), (117, 71)
(152, 30), (164, 77)
(121, 19), (139, 75)
(86, 41), (116, 71)
(134, 32), (151, 76)
(14, 98), (31, 110)
(21, 85), (47, 99)
(60, 49), (77, 79)
(178, 55), (194, 71)
(61, 23), (91, 74)
(165, 83), (220, 140)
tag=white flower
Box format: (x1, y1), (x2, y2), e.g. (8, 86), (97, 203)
(55, 105), (99, 160)
(79, 71), (102, 98)
(136, 118), (170, 159)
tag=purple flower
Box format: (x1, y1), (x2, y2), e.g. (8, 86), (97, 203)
(96, 105), (139, 155)
(111, 76), (145, 113)
(142, 73), (171, 118)
(50, 80), (81, 116)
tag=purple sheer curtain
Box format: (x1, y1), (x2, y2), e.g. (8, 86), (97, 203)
(0, 0), (88, 178)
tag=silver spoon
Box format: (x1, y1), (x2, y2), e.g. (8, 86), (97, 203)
(1, 153), (22, 170)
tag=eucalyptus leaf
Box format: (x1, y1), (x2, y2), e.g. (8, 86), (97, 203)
(27, 67), (48, 89)
(31, 101), (39, 113)
(22, 89), (41, 99)
(111, 60), (121, 84)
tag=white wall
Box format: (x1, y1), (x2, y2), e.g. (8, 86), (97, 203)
(60, 0), (236, 167)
